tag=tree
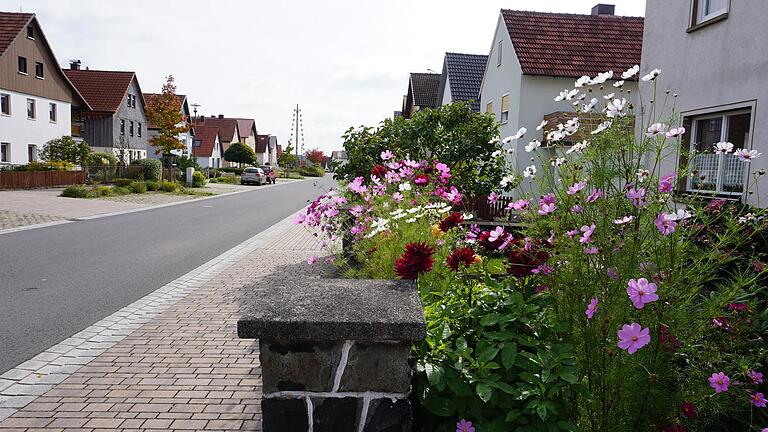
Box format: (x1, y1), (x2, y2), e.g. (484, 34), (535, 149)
(304, 148), (325, 166)
(224, 142), (256, 165)
(40, 136), (91, 165)
(278, 145), (299, 171)
(145, 75), (190, 178)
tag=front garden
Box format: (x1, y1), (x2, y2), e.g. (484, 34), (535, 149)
(296, 70), (767, 431)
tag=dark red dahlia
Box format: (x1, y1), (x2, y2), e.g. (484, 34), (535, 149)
(446, 247), (477, 271)
(414, 174), (430, 185)
(506, 240), (549, 278)
(659, 324), (681, 353)
(439, 212), (464, 232)
(727, 303), (749, 312)
(477, 230), (506, 252)
(680, 401), (696, 419)
(394, 242), (435, 280)
(371, 164), (388, 179)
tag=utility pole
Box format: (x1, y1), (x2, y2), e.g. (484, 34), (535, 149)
(295, 104), (299, 157)
(290, 104), (305, 158)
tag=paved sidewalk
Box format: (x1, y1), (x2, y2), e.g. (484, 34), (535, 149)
(0, 213), (327, 431)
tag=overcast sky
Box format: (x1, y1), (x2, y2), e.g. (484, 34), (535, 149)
(2, 0), (645, 154)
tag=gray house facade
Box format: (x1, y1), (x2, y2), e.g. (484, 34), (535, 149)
(641, 0), (766, 206)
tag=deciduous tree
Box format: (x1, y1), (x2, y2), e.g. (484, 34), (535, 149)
(224, 142), (256, 165)
(40, 135), (91, 165)
(304, 148), (325, 165)
(145, 75), (190, 178)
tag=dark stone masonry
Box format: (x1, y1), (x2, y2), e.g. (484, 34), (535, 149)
(238, 279), (426, 432)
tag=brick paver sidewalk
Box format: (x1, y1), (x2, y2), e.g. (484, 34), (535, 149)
(0, 217), (326, 431)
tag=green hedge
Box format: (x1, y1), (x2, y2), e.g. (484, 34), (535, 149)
(131, 158), (162, 181)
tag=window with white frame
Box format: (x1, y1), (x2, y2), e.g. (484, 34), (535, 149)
(1, 93), (9, 115)
(687, 109), (751, 195)
(28, 144), (37, 162)
(26, 98), (35, 119)
(1, 142), (9, 162)
(497, 40), (502, 66)
(500, 94), (510, 123)
(692, 0), (728, 26)
(49, 103), (56, 122)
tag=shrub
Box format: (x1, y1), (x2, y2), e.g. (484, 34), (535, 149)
(125, 165), (145, 180)
(191, 171), (206, 188)
(299, 165), (324, 177)
(145, 180), (159, 191)
(39, 136), (91, 165)
(61, 184), (91, 198)
(84, 152), (118, 167)
(112, 186), (131, 195)
(130, 158), (162, 181)
(209, 175), (238, 184)
(112, 178), (133, 187)
(95, 186), (113, 196)
(223, 142), (255, 165)
(129, 181), (147, 194)
(221, 167), (244, 175)
(161, 181), (179, 193)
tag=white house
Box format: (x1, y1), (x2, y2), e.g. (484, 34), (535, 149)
(143, 93), (194, 159)
(268, 135), (278, 166)
(640, 0), (767, 207)
(479, 5), (644, 183)
(0, 12), (90, 165)
(255, 134), (272, 165)
(192, 125), (222, 168)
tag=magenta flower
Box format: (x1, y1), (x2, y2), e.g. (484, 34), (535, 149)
(586, 298), (599, 319)
(349, 176), (367, 194)
(442, 186), (462, 204)
(488, 226), (505, 243)
(580, 224), (596, 244)
(617, 323), (651, 354)
(507, 199), (530, 211)
(380, 150), (394, 161)
(538, 194), (556, 215)
(655, 213), (677, 235)
(626, 186), (646, 207)
(752, 392), (767, 408)
(585, 188), (603, 203)
(567, 180), (587, 195)
(728, 303), (749, 312)
(488, 192), (498, 204)
(386, 161), (400, 170)
(307, 255), (318, 265)
(712, 317), (730, 331)
(571, 205), (583, 213)
(709, 372), (730, 393)
(748, 370), (764, 385)
(566, 229), (579, 238)
(659, 173), (676, 193)
(680, 401), (696, 418)
(385, 170), (401, 183)
(456, 419), (475, 432)
(627, 278), (659, 309)
(583, 246), (599, 255)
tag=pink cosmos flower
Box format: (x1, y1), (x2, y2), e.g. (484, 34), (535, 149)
(385, 170), (401, 184)
(680, 401), (696, 418)
(380, 150), (394, 161)
(748, 370), (764, 385)
(324, 207), (339, 218)
(436, 162), (450, 175)
(659, 173), (676, 193)
(403, 158), (420, 168)
(607, 267), (619, 279)
(414, 174), (429, 185)
(586, 298), (598, 319)
(307, 256), (319, 265)
(584, 246), (599, 254)
(571, 205), (583, 213)
(456, 419), (475, 432)
(626, 186), (646, 207)
(442, 186), (462, 204)
(350, 224), (364, 235)
(531, 264), (554, 275)
(712, 316), (731, 331)
(349, 176), (367, 194)
(709, 372), (730, 393)
(488, 192), (498, 204)
(566, 229), (579, 238)
(508, 199), (530, 211)
(386, 161), (400, 170)
(488, 226), (505, 243)
(655, 213), (677, 235)
(547, 230), (555, 245)
(617, 323), (651, 354)
(538, 194), (557, 215)
(541, 193), (556, 205)
(293, 213), (307, 225)
(614, 215), (634, 225)
(580, 224), (596, 244)
(398, 166), (414, 178)
(752, 392), (767, 408)
(567, 180), (587, 195)
(585, 188), (603, 203)
(627, 278), (659, 309)
(666, 126), (686, 138)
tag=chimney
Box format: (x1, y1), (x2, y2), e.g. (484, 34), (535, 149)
(218, 114), (224, 119)
(591, 4), (615, 15)
(69, 60), (81, 70)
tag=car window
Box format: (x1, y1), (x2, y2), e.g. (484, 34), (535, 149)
(243, 168), (258, 173)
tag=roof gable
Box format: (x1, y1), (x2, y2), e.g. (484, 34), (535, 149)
(0, 11), (32, 58)
(235, 118), (256, 138)
(442, 52), (488, 110)
(193, 117), (239, 143)
(192, 125), (219, 157)
(409, 73), (441, 108)
(255, 134), (270, 153)
(64, 69), (138, 112)
(501, 9), (644, 78)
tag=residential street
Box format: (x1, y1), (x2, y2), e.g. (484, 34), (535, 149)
(0, 175), (333, 374)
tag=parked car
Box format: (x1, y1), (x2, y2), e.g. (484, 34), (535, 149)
(260, 165), (277, 184)
(240, 167), (266, 185)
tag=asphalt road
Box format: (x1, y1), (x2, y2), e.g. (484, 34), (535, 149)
(0, 175), (334, 373)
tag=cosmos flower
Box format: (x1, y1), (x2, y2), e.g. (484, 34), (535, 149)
(551, 157), (566, 166)
(371, 164), (387, 179)
(567, 181), (587, 195)
(586, 298), (599, 320)
(627, 278), (659, 309)
(751, 393), (767, 408)
(734, 148), (762, 162)
(714, 141), (734, 154)
(617, 323), (651, 354)
(579, 224), (596, 244)
(585, 189), (603, 203)
(680, 401), (696, 419)
(646, 122), (667, 137)
(537, 119), (548, 130)
(394, 242), (435, 280)
(349, 176), (367, 194)
(666, 127), (686, 138)
(456, 419), (475, 432)
(655, 213), (677, 235)
(591, 121), (612, 134)
(488, 192), (498, 204)
(525, 140), (542, 152)
(613, 80), (625, 88)
(392, 192), (404, 203)
(606, 98), (627, 118)
(613, 215), (634, 225)
(506, 240), (548, 277)
(507, 199), (530, 211)
(626, 186), (646, 207)
(566, 141), (589, 154)
(748, 370), (764, 385)
(622, 64), (640, 79)
(641, 68), (661, 81)
(398, 182), (412, 192)
(307, 255), (318, 265)
(523, 165), (537, 178)
(708, 372), (730, 393)
(380, 150), (394, 161)
(574, 75), (591, 87)
(413, 174), (429, 185)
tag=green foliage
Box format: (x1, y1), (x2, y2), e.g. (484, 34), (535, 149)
(161, 180), (179, 193)
(112, 186), (131, 195)
(95, 186), (113, 197)
(112, 178), (133, 187)
(129, 181), (147, 194)
(223, 142), (256, 165)
(299, 165), (325, 177)
(17, 161), (73, 171)
(176, 155), (199, 171)
(335, 102), (504, 196)
(145, 180), (159, 191)
(61, 184), (90, 198)
(40, 136), (91, 165)
(191, 171), (206, 188)
(220, 167), (244, 175)
(130, 158), (162, 181)
(84, 152), (118, 167)
(209, 175), (239, 184)
(278, 145), (299, 169)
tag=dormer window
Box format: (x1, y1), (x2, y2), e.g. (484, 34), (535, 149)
(26, 26), (34, 39)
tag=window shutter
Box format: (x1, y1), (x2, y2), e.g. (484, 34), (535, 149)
(486, 102), (493, 114)
(501, 95), (510, 112)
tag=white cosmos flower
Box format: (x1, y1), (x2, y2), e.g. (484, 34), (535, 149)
(554, 89), (570, 102)
(606, 98), (627, 118)
(613, 80), (625, 88)
(500, 174), (516, 188)
(523, 165), (537, 178)
(491, 150), (502, 158)
(502, 136), (513, 144)
(664, 209), (692, 221)
(551, 157), (565, 166)
(666, 127), (686, 138)
(575, 75), (591, 87)
(398, 182), (412, 192)
(636, 168), (650, 181)
(566, 141), (589, 154)
(622, 65), (640, 79)
(734, 148), (762, 162)
(591, 121), (612, 134)
(591, 70), (613, 85)
(405, 217), (417, 223)
(525, 140), (542, 152)
(505, 147), (514, 154)
(603, 93), (615, 100)
(512, 127), (527, 140)
(566, 89), (579, 100)
(488, 137), (500, 144)
(645, 122), (667, 137)
(738, 213), (756, 223)
(641, 68), (661, 82)
(582, 98), (598, 113)
(613, 215), (634, 225)
(714, 142), (734, 154)
(537, 120), (547, 131)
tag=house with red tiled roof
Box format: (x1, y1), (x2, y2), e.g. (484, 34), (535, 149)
(0, 12), (90, 165)
(192, 115), (240, 168)
(479, 4), (643, 179)
(64, 63), (148, 163)
(143, 93), (194, 160)
(191, 125), (222, 168)
(255, 134), (275, 166)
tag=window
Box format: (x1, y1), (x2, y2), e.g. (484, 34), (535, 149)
(18, 56), (27, 74)
(127, 94), (131, 108)
(49, 103), (56, 122)
(129, 120), (134, 137)
(1, 143), (8, 162)
(127, 94), (136, 108)
(28, 145), (37, 162)
(26, 98), (35, 119)
(497, 40), (502, 66)
(686, 109), (751, 195)
(120, 119), (125, 135)
(26, 25), (34, 39)
(137, 122), (142, 137)
(486, 101), (493, 114)
(1, 93), (9, 116)
(692, 0), (728, 26)
(500, 94), (510, 123)
(193, 139), (202, 147)
(35, 62), (43, 79)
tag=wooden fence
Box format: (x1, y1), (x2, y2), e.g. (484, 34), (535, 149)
(0, 170), (86, 189)
(462, 195), (515, 221)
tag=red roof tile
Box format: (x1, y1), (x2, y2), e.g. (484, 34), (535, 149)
(193, 117), (239, 143)
(0, 12), (33, 58)
(192, 125), (219, 157)
(501, 9), (644, 78)
(64, 69), (137, 112)
(255, 134), (269, 153)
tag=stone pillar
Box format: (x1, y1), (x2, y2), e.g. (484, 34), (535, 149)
(237, 279), (426, 432)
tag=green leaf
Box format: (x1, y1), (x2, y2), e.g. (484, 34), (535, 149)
(456, 337), (468, 350)
(490, 380), (516, 395)
(421, 391), (456, 417)
(476, 382), (493, 402)
(425, 363), (445, 387)
(478, 346), (500, 364)
(479, 313), (503, 326)
(559, 372), (579, 384)
(501, 343), (518, 370)
(536, 402), (549, 421)
(446, 377), (473, 397)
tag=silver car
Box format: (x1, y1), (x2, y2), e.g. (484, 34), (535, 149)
(240, 167), (266, 185)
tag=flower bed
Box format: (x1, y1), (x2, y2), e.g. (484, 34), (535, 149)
(297, 68), (767, 432)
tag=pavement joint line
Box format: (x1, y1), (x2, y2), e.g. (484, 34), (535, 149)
(0, 220), (73, 236)
(0, 206), (305, 422)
